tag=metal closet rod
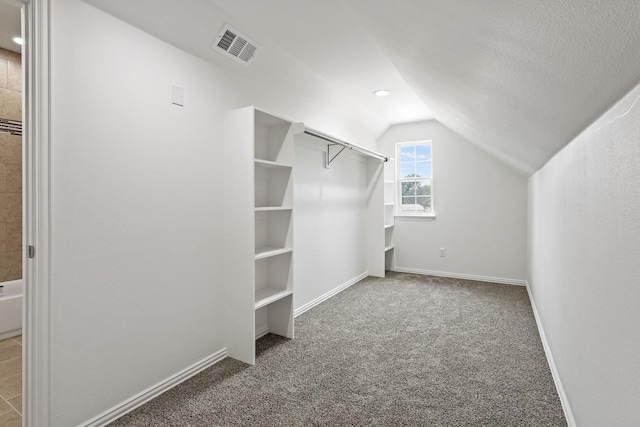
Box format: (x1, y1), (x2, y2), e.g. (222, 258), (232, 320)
(303, 127), (388, 162)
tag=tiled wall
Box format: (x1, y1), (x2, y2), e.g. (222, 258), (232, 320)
(0, 48), (22, 282)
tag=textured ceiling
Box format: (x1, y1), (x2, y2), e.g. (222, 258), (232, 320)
(208, 0), (434, 125)
(85, 0), (640, 175)
(343, 0), (640, 174)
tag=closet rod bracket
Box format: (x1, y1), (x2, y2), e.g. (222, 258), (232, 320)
(304, 128), (388, 166)
(326, 143), (346, 169)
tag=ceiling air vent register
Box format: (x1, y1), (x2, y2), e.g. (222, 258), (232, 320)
(213, 24), (258, 65)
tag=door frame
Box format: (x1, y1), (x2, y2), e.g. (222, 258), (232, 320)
(19, 0), (51, 425)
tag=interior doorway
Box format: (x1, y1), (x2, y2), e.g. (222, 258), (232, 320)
(0, 1), (24, 425)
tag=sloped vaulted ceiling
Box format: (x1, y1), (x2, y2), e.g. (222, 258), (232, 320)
(86, 0), (640, 176)
(343, 0), (640, 175)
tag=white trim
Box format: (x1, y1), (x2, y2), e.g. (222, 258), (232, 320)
(393, 267), (526, 286)
(525, 282), (577, 427)
(80, 348), (228, 427)
(255, 324), (269, 340)
(22, 0), (52, 426)
(294, 272), (368, 317)
(394, 215), (436, 221)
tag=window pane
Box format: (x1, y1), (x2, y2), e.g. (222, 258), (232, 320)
(416, 196), (431, 212)
(400, 145), (415, 162)
(401, 163), (416, 179)
(416, 180), (431, 196)
(401, 181), (416, 197)
(396, 142), (433, 215)
(401, 196), (418, 211)
(415, 161), (431, 178)
(415, 144), (431, 161)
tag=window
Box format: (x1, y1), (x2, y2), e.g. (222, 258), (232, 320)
(396, 141), (433, 215)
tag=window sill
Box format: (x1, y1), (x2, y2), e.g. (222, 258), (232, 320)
(395, 214), (436, 221)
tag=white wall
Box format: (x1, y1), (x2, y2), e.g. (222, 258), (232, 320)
(528, 82), (640, 426)
(293, 135), (370, 311)
(48, 1), (378, 425)
(378, 120), (528, 283)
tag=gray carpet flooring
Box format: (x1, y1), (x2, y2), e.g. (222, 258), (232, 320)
(110, 272), (567, 426)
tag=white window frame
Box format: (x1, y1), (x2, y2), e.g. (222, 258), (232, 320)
(395, 140), (434, 217)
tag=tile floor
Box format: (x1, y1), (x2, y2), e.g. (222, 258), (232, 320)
(0, 335), (21, 427)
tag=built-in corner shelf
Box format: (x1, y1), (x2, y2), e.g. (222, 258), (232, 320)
(255, 247), (293, 260)
(255, 159), (293, 169)
(384, 166), (395, 272)
(224, 106), (296, 366)
(255, 207), (292, 212)
(255, 288), (293, 310)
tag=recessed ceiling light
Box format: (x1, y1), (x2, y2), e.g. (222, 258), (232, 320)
(373, 89), (391, 97)
(11, 36), (23, 46)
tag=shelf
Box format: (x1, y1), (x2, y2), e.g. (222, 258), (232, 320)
(384, 224), (394, 229)
(255, 288), (293, 310)
(255, 159), (293, 169)
(255, 247), (293, 260)
(224, 106), (295, 365)
(255, 210), (292, 254)
(255, 163), (292, 208)
(385, 245), (395, 252)
(255, 206), (292, 212)
(254, 112), (293, 165)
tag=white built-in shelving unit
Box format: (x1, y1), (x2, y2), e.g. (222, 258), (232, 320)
(224, 106), (296, 365)
(384, 172), (395, 271)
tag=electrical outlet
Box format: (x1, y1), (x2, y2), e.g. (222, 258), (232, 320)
(440, 248), (446, 257)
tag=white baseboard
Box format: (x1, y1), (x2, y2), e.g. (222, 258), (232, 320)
(255, 272), (368, 338)
(81, 348), (227, 427)
(0, 329), (21, 341)
(294, 272), (368, 317)
(255, 324), (269, 340)
(393, 266), (526, 286)
(525, 282), (576, 427)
